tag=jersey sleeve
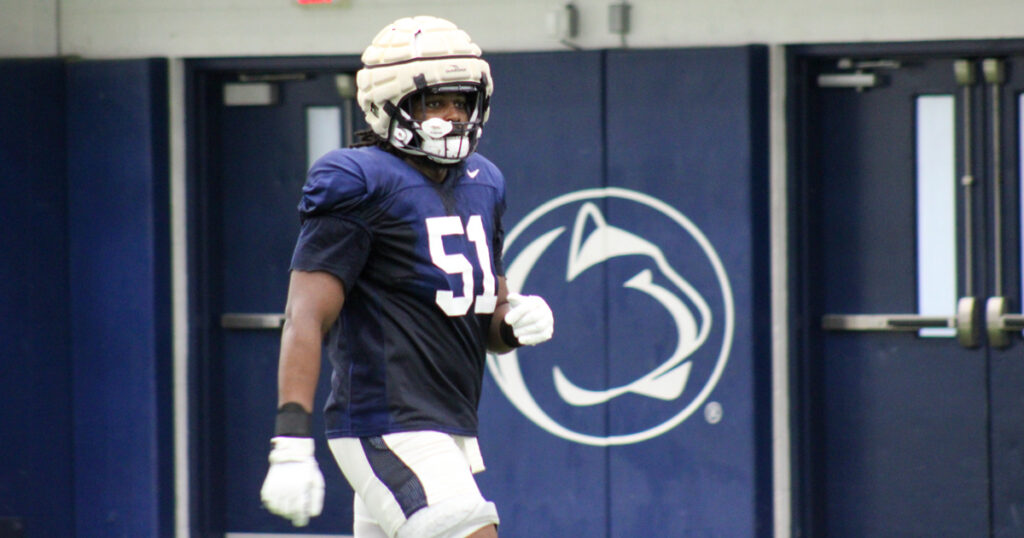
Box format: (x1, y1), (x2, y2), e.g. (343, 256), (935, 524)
(290, 149), (375, 291)
(298, 149), (372, 218)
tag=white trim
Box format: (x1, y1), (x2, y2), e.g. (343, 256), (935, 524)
(769, 44), (792, 538)
(170, 57), (191, 538)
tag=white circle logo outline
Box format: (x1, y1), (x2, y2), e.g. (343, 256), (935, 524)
(487, 187), (735, 446)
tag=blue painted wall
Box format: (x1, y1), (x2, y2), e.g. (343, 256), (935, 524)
(66, 58), (173, 537)
(0, 59), (74, 538)
(475, 47), (772, 536)
(0, 58), (172, 537)
(2, 49), (767, 536)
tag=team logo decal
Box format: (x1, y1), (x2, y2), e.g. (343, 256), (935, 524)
(487, 188), (734, 446)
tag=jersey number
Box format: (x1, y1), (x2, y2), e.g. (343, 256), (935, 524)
(426, 215), (497, 316)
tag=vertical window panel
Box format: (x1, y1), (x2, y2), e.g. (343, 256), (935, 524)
(306, 106), (341, 170)
(1019, 93), (1024, 324)
(915, 95), (957, 337)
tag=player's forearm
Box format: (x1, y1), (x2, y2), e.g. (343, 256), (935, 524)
(276, 270), (345, 411)
(487, 302), (514, 354)
(487, 276), (513, 353)
(277, 317), (324, 412)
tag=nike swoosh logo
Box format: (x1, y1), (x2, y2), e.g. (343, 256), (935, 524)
(467, 168), (480, 179)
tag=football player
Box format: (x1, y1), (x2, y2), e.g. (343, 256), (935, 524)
(259, 15), (554, 538)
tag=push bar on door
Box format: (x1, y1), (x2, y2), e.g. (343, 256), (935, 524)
(220, 313), (286, 329)
(986, 297), (1024, 348)
(822, 297), (981, 349)
(821, 314), (954, 331)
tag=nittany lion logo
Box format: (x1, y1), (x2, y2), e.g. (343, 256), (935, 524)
(487, 188), (734, 446)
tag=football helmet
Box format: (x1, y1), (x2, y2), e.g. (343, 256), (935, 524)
(356, 16), (493, 164)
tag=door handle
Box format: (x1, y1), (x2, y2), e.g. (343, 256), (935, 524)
(822, 314), (954, 331)
(220, 313), (286, 330)
(986, 297), (1024, 348)
(956, 296), (981, 348)
(980, 60), (1017, 350)
(822, 296), (981, 349)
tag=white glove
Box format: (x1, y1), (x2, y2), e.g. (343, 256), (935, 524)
(260, 437), (325, 527)
(504, 293), (554, 346)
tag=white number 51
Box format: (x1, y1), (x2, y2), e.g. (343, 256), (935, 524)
(426, 215), (497, 316)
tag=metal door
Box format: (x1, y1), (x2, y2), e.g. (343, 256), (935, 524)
(189, 60), (362, 535)
(793, 44), (1024, 536)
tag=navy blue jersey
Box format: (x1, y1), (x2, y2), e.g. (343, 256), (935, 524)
(291, 146), (507, 438)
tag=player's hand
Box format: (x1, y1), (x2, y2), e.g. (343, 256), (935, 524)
(260, 436), (325, 527)
(505, 293), (554, 346)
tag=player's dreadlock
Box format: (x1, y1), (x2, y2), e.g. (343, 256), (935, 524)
(350, 128), (384, 148)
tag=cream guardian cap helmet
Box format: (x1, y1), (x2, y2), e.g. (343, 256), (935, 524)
(356, 16), (493, 164)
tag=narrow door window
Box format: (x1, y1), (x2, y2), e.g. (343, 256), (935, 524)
(306, 105), (341, 170)
(915, 95), (957, 337)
